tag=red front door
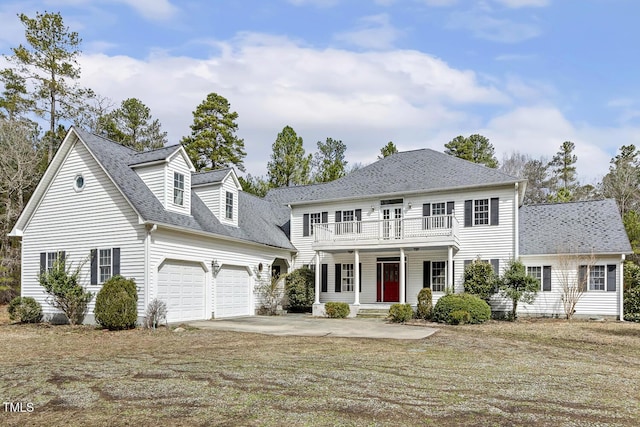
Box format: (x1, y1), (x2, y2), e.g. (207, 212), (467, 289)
(377, 263), (399, 302)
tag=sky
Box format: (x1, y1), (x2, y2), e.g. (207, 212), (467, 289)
(1, 0), (639, 184)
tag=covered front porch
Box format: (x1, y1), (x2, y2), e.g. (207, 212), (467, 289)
(311, 244), (458, 317)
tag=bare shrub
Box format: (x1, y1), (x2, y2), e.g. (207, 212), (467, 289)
(145, 298), (167, 329)
(557, 252), (595, 320)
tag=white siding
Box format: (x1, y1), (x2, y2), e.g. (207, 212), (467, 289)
(165, 152), (191, 215)
(135, 163), (165, 205)
(194, 184), (221, 218)
(519, 254), (622, 317)
(21, 140), (146, 319)
(149, 228), (291, 318)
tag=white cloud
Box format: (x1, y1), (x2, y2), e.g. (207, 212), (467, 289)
(113, 0), (178, 21)
(334, 14), (403, 50)
(76, 33), (508, 175)
(493, 0), (550, 8)
(448, 9), (542, 43)
(287, 0), (340, 7)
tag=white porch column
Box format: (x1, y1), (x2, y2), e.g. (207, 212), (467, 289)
(620, 254), (625, 321)
(399, 248), (406, 304)
(354, 250), (360, 305)
(447, 245), (454, 293)
(314, 251), (321, 304)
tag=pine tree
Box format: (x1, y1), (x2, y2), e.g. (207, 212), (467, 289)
(444, 134), (499, 168)
(100, 98), (167, 151)
(267, 126), (311, 187)
(312, 137), (347, 183)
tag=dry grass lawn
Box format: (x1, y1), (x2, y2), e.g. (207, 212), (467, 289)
(1, 306), (639, 427)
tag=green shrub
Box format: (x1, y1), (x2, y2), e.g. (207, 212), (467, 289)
(324, 302), (350, 318)
(8, 296), (43, 323)
(285, 267), (315, 312)
(450, 310), (472, 325)
(624, 287), (640, 322)
(463, 259), (497, 302)
(94, 275), (138, 330)
(416, 288), (433, 320)
(39, 258), (92, 325)
(388, 303), (414, 323)
(433, 293), (491, 325)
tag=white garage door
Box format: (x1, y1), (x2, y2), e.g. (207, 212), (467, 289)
(157, 260), (206, 323)
(216, 266), (251, 318)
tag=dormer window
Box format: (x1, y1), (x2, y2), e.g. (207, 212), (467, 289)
(225, 191), (233, 220)
(173, 172), (184, 206)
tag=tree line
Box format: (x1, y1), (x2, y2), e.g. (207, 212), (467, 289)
(1, 11), (640, 298)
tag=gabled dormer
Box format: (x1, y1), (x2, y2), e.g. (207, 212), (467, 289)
(192, 168), (241, 227)
(130, 145), (195, 216)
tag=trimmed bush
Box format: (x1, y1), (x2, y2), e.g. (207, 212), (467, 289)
(389, 303), (414, 323)
(416, 288), (433, 320)
(450, 310), (472, 325)
(39, 257), (92, 325)
(324, 302), (350, 318)
(463, 259), (496, 302)
(8, 296), (43, 324)
(624, 287), (640, 322)
(94, 276), (138, 330)
(285, 267), (315, 312)
(433, 293), (491, 325)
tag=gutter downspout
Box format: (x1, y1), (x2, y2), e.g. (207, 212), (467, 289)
(620, 254), (625, 321)
(514, 182), (519, 259)
(144, 224), (158, 316)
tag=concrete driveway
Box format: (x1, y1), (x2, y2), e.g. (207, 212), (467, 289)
(189, 314), (438, 340)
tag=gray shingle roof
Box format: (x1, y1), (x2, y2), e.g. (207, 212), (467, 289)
(192, 168), (232, 186)
(128, 144), (182, 165)
(519, 199), (632, 255)
(265, 148), (523, 205)
(74, 128), (294, 251)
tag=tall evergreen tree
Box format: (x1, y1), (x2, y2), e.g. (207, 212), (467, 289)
(548, 141), (578, 192)
(100, 98), (167, 151)
(444, 134), (498, 168)
(522, 158), (550, 204)
(378, 141), (398, 159)
(182, 93), (246, 172)
(3, 11), (93, 162)
(312, 137), (347, 183)
(0, 69), (33, 120)
(267, 126), (311, 187)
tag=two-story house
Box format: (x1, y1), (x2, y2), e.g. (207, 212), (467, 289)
(9, 128), (632, 322)
(265, 149), (632, 319)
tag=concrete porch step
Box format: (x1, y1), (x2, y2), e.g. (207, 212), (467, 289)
(356, 309), (389, 319)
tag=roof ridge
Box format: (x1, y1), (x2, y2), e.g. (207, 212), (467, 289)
(523, 198), (610, 208)
(192, 167), (233, 175)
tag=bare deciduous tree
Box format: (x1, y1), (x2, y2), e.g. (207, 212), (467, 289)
(556, 251), (596, 320)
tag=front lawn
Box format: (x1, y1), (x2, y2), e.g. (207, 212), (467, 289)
(1, 309), (639, 426)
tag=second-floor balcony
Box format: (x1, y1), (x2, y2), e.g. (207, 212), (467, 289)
(312, 215), (460, 251)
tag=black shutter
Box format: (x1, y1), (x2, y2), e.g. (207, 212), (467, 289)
(447, 201), (455, 215)
(543, 266), (551, 291)
(578, 265), (587, 292)
(335, 211), (342, 222)
(90, 249), (98, 285)
(359, 263), (362, 292)
(464, 200), (472, 227)
(303, 214), (310, 237)
(321, 264), (328, 292)
(321, 212), (328, 224)
(113, 248), (121, 276)
(422, 203), (431, 217)
(59, 251), (66, 268)
(40, 252), (46, 275)
(355, 209), (362, 233)
(607, 264), (617, 292)
(423, 261), (431, 289)
(490, 198), (499, 226)
(335, 264), (342, 293)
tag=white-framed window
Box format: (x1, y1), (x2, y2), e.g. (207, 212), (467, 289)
(99, 248), (112, 284)
(342, 263), (354, 292)
(173, 172), (184, 206)
(431, 261), (446, 292)
(527, 266), (542, 282)
(310, 213), (322, 235)
(342, 210), (354, 233)
(47, 252), (57, 272)
(474, 199), (489, 225)
(432, 202), (446, 216)
(225, 191), (233, 220)
(589, 265), (606, 291)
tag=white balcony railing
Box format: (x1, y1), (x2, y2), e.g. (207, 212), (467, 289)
(313, 215), (458, 245)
